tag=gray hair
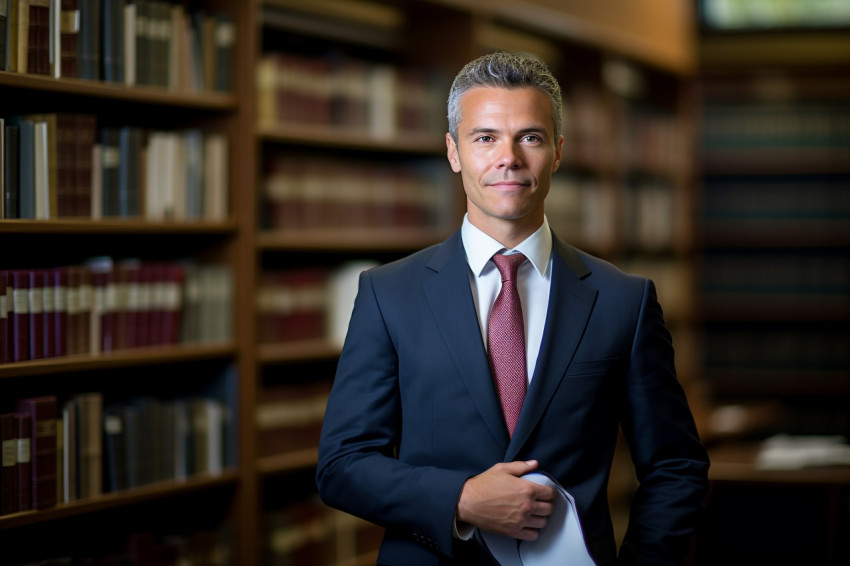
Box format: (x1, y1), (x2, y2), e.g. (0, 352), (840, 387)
(447, 51), (562, 144)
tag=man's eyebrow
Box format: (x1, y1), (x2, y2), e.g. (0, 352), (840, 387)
(466, 126), (549, 137)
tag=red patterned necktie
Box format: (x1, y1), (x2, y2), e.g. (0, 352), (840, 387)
(488, 252), (527, 437)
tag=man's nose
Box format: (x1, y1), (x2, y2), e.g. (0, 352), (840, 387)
(497, 143), (522, 168)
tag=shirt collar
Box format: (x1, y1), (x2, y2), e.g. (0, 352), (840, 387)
(461, 214), (553, 278)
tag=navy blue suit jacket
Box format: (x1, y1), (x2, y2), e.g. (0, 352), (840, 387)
(317, 230), (709, 565)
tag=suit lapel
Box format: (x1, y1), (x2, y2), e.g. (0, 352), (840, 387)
(423, 232), (509, 448)
(507, 236), (598, 460)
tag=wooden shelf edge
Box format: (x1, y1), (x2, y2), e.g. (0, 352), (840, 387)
(258, 123), (446, 154)
(0, 343), (237, 379)
(0, 71), (237, 109)
(258, 340), (342, 363)
(0, 470), (239, 530)
(0, 218), (238, 234)
(257, 448), (319, 475)
(257, 227), (451, 251)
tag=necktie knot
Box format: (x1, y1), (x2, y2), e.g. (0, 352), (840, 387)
(492, 252), (526, 282)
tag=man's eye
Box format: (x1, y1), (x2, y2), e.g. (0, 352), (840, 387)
(523, 135), (541, 143)
(475, 135), (494, 142)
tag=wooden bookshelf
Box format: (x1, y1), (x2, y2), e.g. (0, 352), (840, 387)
(2, 0), (700, 564)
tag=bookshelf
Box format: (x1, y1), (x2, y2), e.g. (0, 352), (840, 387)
(2, 0), (700, 564)
(692, 15), (850, 566)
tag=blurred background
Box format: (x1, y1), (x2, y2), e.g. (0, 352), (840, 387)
(1, 0), (848, 564)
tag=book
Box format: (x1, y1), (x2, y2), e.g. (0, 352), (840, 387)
(32, 119), (49, 218)
(6, 0), (18, 72)
(59, 0), (78, 77)
(121, 0), (134, 84)
(102, 403), (128, 492)
(40, 268), (55, 358)
(72, 114), (96, 217)
(27, 269), (45, 360)
(15, 395), (58, 509)
(1, 413), (17, 515)
(0, 117), (4, 218)
(76, 0), (100, 80)
(99, 127), (120, 216)
(101, 0), (123, 82)
(17, 118), (35, 219)
(21, 0), (50, 75)
(73, 392), (102, 498)
(0, 271), (6, 364)
(61, 398), (77, 501)
(10, 269), (30, 361)
(1, 270), (11, 362)
(3, 123), (19, 218)
(0, 0), (7, 71)
(15, 412), (31, 511)
(52, 267), (68, 357)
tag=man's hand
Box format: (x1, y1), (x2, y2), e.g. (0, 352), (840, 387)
(456, 460), (556, 540)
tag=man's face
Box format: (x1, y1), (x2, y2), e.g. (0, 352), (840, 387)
(447, 86), (563, 236)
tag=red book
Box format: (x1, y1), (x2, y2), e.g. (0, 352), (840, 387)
(60, 0), (79, 78)
(52, 268), (69, 357)
(116, 260), (141, 348)
(28, 270), (45, 360)
(40, 270), (55, 358)
(1, 413), (18, 515)
(15, 396), (58, 510)
(2, 271), (11, 363)
(0, 272), (7, 364)
(16, 413), (32, 511)
(136, 263), (153, 347)
(92, 269), (114, 353)
(10, 270), (31, 362)
(78, 266), (93, 354)
(161, 263), (185, 345)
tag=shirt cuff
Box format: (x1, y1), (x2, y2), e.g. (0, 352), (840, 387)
(453, 515), (475, 541)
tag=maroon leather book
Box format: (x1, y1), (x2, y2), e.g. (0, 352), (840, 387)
(2, 271), (11, 363)
(161, 263), (185, 345)
(11, 270), (31, 362)
(27, 4), (50, 75)
(15, 413), (32, 511)
(60, 0), (79, 78)
(28, 270), (45, 360)
(78, 266), (92, 354)
(91, 269), (115, 353)
(15, 396), (58, 510)
(74, 115), (97, 217)
(1, 413), (17, 515)
(52, 267), (69, 357)
(40, 270), (55, 358)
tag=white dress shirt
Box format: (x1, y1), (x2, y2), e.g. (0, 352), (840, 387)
(461, 214), (553, 383)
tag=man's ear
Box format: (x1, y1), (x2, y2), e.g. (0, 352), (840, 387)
(446, 133), (462, 173)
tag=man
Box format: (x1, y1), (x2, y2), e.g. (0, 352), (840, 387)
(316, 51), (710, 566)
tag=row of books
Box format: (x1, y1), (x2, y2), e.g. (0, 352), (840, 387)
(265, 495), (382, 566)
(256, 380), (331, 458)
(261, 153), (455, 232)
(1, 114), (229, 220)
(701, 102), (850, 149)
(621, 110), (686, 176)
(1, 370), (236, 516)
(0, 258), (234, 364)
(256, 52), (447, 139)
(256, 261), (377, 348)
(704, 323), (850, 375)
(546, 174), (680, 252)
(0, 0), (235, 93)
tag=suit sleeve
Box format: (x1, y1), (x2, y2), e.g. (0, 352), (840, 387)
(316, 270), (470, 558)
(617, 279), (710, 565)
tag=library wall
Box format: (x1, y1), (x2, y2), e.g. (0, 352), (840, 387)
(12, 0), (836, 564)
(691, 11), (850, 565)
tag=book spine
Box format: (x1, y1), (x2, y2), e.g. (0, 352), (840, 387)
(11, 269), (30, 361)
(27, 269), (45, 360)
(52, 267), (68, 357)
(0, 271), (7, 364)
(15, 413), (31, 511)
(15, 396), (58, 509)
(40, 268), (55, 358)
(1, 413), (17, 515)
(60, 0), (79, 78)
(4, 124), (19, 219)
